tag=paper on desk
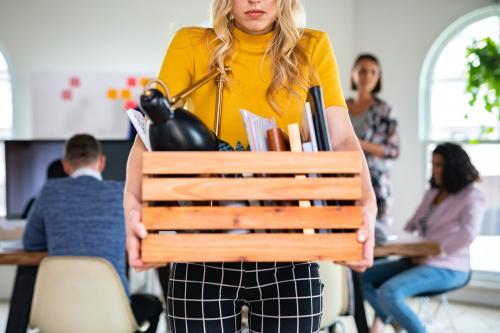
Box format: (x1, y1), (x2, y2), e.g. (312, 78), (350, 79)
(384, 224), (424, 243)
(126, 108), (152, 151)
(0, 240), (24, 251)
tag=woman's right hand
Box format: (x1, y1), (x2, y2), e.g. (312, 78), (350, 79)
(126, 207), (166, 272)
(124, 136), (166, 271)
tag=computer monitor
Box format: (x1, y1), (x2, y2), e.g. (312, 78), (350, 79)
(3, 140), (133, 219)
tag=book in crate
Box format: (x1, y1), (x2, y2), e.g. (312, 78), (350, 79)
(141, 151), (363, 263)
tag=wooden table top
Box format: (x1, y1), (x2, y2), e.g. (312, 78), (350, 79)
(0, 240), (441, 266)
(0, 250), (47, 266)
(374, 241), (441, 258)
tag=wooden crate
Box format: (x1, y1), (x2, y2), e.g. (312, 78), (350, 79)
(141, 151), (363, 263)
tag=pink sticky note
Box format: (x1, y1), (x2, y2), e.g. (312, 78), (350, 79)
(127, 77), (137, 87)
(69, 77), (80, 87)
(125, 100), (137, 109)
(62, 90), (72, 100)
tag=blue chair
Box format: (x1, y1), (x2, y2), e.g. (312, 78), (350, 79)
(415, 271), (472, 333)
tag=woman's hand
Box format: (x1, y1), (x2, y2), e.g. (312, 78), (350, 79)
(359, 140), (385, 158)
(126, 208), (165, 272)
(124, 136), (166, 272)
(344, 205), (376, 272)
(326, 106), (378, 273)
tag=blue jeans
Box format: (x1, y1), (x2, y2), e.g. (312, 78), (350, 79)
(361, 258), (469, 333)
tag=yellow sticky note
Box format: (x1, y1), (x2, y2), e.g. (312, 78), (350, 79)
(121, 89), (132, 100)
(140, 77), (151, 88)
(107, 89), (118, 100)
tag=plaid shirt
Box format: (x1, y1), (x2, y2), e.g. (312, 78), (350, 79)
(347, 97), (400, 224)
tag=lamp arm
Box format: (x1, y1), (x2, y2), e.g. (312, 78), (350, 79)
(170, 67), (231, 107)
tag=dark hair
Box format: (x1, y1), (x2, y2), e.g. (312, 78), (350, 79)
(64, 134), (102, 168)
(47, 159), (67, 179)
(350, 53), (382, 94)
(430, 142), (480, 193)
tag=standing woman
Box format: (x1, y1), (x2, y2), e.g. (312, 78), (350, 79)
(124, 0), (377, 332)
(347, 54), (400, 228)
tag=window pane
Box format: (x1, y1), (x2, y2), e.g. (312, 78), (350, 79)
(433, 16), (499, 81)
(0, 80), (12, 130)
(0, 54), (7, 72)
(430, 15), (500, 141)
(430, 80), (499, 141)
(0, 143), (4, 216)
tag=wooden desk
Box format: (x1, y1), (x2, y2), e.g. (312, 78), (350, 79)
(0, 250), (47, 333)
(0, 250), (47, 265)
(374, 241), (441, 258)
(0, 242), (440, 333)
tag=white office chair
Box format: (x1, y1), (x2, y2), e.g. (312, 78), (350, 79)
(319, 262), (350, 333)
(29, 256), (150, 333)
(415, 272), (472, 333)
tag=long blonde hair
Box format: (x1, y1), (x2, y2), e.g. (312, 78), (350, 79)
(210, 0), (309, 114)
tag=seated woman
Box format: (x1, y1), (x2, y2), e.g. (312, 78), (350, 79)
(362, 142), (485, 333)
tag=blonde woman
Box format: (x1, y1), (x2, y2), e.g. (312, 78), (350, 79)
(124, 0), (377, 331)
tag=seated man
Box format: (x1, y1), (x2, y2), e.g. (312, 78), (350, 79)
(23, 133), (162, 332)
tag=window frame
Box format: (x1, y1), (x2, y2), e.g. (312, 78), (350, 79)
(419, 5), (500, 144)
(0, 44), (13, 137)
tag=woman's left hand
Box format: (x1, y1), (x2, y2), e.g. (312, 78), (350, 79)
(343, 206), (376, 272)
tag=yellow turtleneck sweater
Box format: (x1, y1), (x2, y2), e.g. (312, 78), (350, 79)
(158, 26), (346, 148)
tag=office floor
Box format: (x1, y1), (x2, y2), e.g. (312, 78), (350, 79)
(3, 300), (499, 333)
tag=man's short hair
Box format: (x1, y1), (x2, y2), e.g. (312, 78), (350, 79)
(63, 134), (102, 168)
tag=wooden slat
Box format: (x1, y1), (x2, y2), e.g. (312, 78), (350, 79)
(143, 177), (361, 201)
(142, 206), (362, 230)
(142, 233), (362, 262)
(143, 151), (361, 175)
(288, 123), (314, 234)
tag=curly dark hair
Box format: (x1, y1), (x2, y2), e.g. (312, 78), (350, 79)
(350, 53), (382, 94)
(430, 142), (480, 193)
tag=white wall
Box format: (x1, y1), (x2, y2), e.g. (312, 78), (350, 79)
(0, 0), (492, 225)
(0, 0), (212, 138)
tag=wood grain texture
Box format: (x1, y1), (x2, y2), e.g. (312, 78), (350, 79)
(374, 242), (441, 257)
(143, 151), (361, 175)
(142, 233), (362, 263)
(142, 206), (362, 230)
(0, 251), (47, 266)
(142, 177), (362, 201)
(288, 123), (314, 234)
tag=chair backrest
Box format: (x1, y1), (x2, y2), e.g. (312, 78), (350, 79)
(30, 256), (139, 333)
(319, 261), (350, 328)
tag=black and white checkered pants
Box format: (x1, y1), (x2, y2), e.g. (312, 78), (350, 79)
(167, 261), (323, 333)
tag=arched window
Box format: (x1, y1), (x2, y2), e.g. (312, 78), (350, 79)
(420, 5), (500, 278)
(0, 50), (12, 216)
(0, 50), (12, 134)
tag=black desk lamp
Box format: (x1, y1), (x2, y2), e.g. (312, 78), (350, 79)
(139, 67), (230, 151)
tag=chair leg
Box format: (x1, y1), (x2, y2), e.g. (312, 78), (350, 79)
(440, 295), (459, 333)
(420, 296), (431, 330)
(328, 320), (346, 333)
(417, 294), (459, 333)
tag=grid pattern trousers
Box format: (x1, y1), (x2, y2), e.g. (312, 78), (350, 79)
(167, 261), (323, 333)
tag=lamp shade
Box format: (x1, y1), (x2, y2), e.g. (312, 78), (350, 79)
(139, 88), (218, 151)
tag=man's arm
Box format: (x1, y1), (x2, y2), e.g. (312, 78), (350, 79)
(22, 192), (47, 251)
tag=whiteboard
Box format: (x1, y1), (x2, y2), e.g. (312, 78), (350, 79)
(31, 72), (152, 139)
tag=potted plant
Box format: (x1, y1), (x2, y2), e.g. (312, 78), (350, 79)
(465, 36), (500, 122)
